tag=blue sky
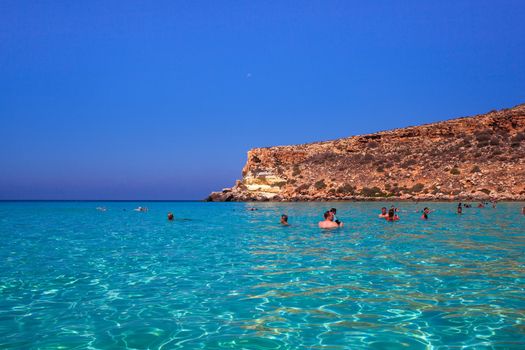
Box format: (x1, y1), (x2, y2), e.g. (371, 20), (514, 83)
(1, 1), (524, 200)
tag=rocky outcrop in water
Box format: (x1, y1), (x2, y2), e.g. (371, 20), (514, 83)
(208, 104), (525, 201)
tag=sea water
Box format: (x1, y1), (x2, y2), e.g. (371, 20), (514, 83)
(0, 201), (524, 349)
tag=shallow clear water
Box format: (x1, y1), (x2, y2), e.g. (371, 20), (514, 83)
(0, 201), (524, 349)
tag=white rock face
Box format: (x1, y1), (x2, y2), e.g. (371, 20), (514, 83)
(243, 174), (286, 197)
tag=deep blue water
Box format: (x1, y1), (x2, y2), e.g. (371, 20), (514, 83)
(0, 201), (524, 349)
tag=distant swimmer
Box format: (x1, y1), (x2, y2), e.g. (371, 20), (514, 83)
(522, 207), (525, 215)
(319, 211), (342, 229)
(457, 203), (463, 214)
(280, 214), (289, 226)
(477, 203), (485, 208)
(134, 206), (148, 212)
(386, 208), (399, 222)
(421, 207), (430, 220)
(330, 208), (342, 226)
(391, 205), (400, 213)
(378, 207), (388, 218)
(96, 207), (107, 212)
(167, 212), (174, 221)
(248, 207), (258, 211)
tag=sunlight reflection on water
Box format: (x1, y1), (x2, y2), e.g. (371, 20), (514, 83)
(0, 201), (524, 349)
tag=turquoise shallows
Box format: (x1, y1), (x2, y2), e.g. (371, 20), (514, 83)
(1, 201), (524, 349)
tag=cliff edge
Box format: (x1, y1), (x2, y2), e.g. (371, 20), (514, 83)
(208, 104), (525, 201)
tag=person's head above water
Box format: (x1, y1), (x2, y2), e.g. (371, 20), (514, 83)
(167, 212), (174, 221)
(388, 208), (395, 217)
(330, 208), (337, 215)
(381, 207), (387, 214)
(280, 214), (288, 225)
(423, 207), (430, 213)
(319, 210), (342, 228)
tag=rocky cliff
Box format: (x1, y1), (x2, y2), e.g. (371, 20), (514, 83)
(208, 104), (525, 201)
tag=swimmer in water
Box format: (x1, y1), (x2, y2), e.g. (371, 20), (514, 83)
(280, 214), (289, 226)
(522, 207), (525, 215)
(378, 207), (388, 218)
(167, 212), (174, 221)
(319, 211), (341, 229)
(329, 208), (342, 226)
(386, 208), (399, 222)
(457, 203), (463, 214)
(421, 207), (430, 220)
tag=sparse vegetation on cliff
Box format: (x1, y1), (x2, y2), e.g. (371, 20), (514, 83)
(361, 187), (387, 197)
(471, 166), (481, 173)
(450, 167), (460, 175)
(314, 180), (327, 190)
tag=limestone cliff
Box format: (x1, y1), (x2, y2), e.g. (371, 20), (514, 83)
(208, 104), (525, 201)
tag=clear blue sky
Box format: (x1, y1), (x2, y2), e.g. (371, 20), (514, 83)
(1, 1), (524, 200)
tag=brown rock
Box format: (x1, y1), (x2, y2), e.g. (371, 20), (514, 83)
(208, 103), (525, 201)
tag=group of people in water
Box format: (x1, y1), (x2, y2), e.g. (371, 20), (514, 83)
(161, 201), (523, 227)
(317, 208), (343, 228)
(377, 206), (403, 221)
(277, 201), (522, 229)
(99, 202), (525, 226)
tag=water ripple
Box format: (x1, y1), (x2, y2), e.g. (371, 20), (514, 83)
(0, 201), (524, 348)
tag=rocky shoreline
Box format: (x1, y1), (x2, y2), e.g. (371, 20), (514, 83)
(208, 104), (525, 202)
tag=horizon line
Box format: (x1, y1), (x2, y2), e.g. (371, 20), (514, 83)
(0, 199), (205, 202)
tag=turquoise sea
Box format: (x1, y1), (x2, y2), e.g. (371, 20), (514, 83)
(1, 201), (524, 349)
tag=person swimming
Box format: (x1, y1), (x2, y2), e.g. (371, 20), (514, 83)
(421, 207), (430, 220)
(386, 208), (399, 221)
(378, 207), (388, 218)
(280, 214), (289, 226)
(329, 208), (342, 225)
(134, 206), (148, 212)
(319, 211), (342, 229)
(167, 212), (174, 221)
(457, 203), (463, 214)
(390, 205), (400, 213)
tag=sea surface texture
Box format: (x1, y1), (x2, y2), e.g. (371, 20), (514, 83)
(0, 201), (524, 349)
